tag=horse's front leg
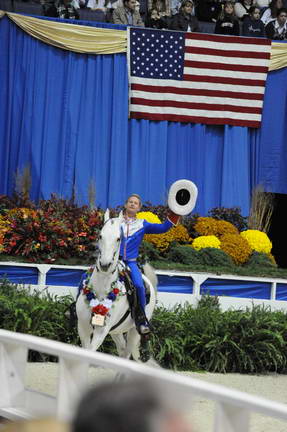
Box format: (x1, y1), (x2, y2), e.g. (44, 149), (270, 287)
(111, 333), (128, 358)
(78, 320), (93, 349)
(90, 326), (111, 352)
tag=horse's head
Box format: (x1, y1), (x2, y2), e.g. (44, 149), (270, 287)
(97, 209), (122, 273)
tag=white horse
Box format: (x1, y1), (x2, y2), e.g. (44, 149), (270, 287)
(75, 209), (157, 362)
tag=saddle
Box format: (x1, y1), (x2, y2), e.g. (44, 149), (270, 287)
(118, 262), (151, 333)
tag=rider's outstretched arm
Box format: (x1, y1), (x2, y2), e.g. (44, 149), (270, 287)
(143, 210), (181, 235)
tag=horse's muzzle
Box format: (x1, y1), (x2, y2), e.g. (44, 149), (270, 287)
(99, 262), (111, 272)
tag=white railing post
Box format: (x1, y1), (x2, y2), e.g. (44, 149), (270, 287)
(270, 282), (277, 300)
(0, 342), (27, 408)
(214, 402), (250, 432)
(57, 357), (89, 420)
(37, 265), (51, 287)
(192, 275), (207, 298)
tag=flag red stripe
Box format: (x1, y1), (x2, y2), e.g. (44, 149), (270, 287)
(185, 32), (272, 47)
(131, 98), (262, 114)
(130, 111), (260, 128)
(184, 60), (269, 74)
(183, 74), (265, 86)
(185, 46), (270, 59)
(131, 83), (264, 101)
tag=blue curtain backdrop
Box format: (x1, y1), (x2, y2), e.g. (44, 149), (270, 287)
(1, 15), (287, 215)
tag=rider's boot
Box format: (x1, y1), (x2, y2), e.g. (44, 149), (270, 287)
(139, 323), (151, 335)
(136, 306), (151, 335)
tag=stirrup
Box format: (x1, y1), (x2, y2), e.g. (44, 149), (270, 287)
(139, 324), (151, 335)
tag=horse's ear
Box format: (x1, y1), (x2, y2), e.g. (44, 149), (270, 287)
(118, 210), (124, 221)
(104, 208), (110, 222)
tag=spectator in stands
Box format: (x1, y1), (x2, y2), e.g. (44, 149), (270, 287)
(46, 0), (79, 18)
(255, 0), (270, 9)
(195, 0), (222, 22)
(170, 0), (181, 15)
(86, 0), (121, 13)
(170, 0), (200, 31)
(242, 5), (265, 35)
(145, 7), (166, 27)
(265, 6), (287, 37)
(71, 0), (88, 8)
(112, 0), (144, 24)
(215, 1), (240, 34)
(234, 0), (254, 20)
(148, 0), (170, 18)
(261, 0), (283, 23)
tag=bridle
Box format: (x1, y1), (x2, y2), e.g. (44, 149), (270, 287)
(97, 218), (122, 274)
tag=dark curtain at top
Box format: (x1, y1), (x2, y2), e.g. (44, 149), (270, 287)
(1, 15), (287, 216)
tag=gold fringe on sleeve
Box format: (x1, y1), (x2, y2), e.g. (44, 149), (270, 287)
(0, 10), (6, 18)
(7, 11), (126, 54)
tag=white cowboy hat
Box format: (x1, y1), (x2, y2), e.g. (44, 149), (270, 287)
(168, 179), (198, 216)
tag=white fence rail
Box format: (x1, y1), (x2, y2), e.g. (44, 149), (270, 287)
(1, 330), (287, 431)
(1, 262), (287, 311)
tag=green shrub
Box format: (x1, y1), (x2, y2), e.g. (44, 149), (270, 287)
(0, 279), (79, 360)
(139, 240), (164, 263)
(197, 247), (234, 268)
(151, 301), (287, 373)
(149, 305), (188, 370)
(166, 245), (202, 266)
(2, 280), (287, 374)
(197, 293), (220, 311)
(245, 251), (276, 269)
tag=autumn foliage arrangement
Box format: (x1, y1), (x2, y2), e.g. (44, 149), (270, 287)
(0, 195), (102, 263)
(0, 195), (276, 270)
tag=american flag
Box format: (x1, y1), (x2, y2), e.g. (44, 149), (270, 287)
(127, 28), (272, 128)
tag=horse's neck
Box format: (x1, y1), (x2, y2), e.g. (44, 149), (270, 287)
(90, 267), (119, 298)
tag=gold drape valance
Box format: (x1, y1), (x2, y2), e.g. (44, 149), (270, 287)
(2, 11), (126, 54)
(0, 10), (287, 69)
(269, 42), (287, 71)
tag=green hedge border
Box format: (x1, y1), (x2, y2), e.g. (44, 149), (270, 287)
(1, 280), (287, 373)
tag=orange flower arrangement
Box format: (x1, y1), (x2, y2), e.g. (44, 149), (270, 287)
(220, 234), (252, 265)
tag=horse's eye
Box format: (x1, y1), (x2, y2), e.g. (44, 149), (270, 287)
(99, 235), (102, 240)
(117, 237), (120, 242)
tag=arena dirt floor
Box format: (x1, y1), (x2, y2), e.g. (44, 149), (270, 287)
(25, 363), (287, 432)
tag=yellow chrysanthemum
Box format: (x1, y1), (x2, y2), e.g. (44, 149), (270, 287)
(192, 235), (221, 251)
(137, 211), (161, 224)
(221, 234), (252, 265)
(145, 224), (190, 252)
(240, 230), (272, 254)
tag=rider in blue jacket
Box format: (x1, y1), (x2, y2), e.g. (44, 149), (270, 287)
(120, 194), (180, 335)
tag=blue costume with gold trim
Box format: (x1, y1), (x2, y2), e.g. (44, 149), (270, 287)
(120, 217), (172, 310)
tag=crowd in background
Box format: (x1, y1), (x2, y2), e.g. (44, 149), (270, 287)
(6, 0), (287, 39)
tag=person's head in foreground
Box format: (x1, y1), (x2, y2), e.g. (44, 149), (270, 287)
(72, 378), (192, 432)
